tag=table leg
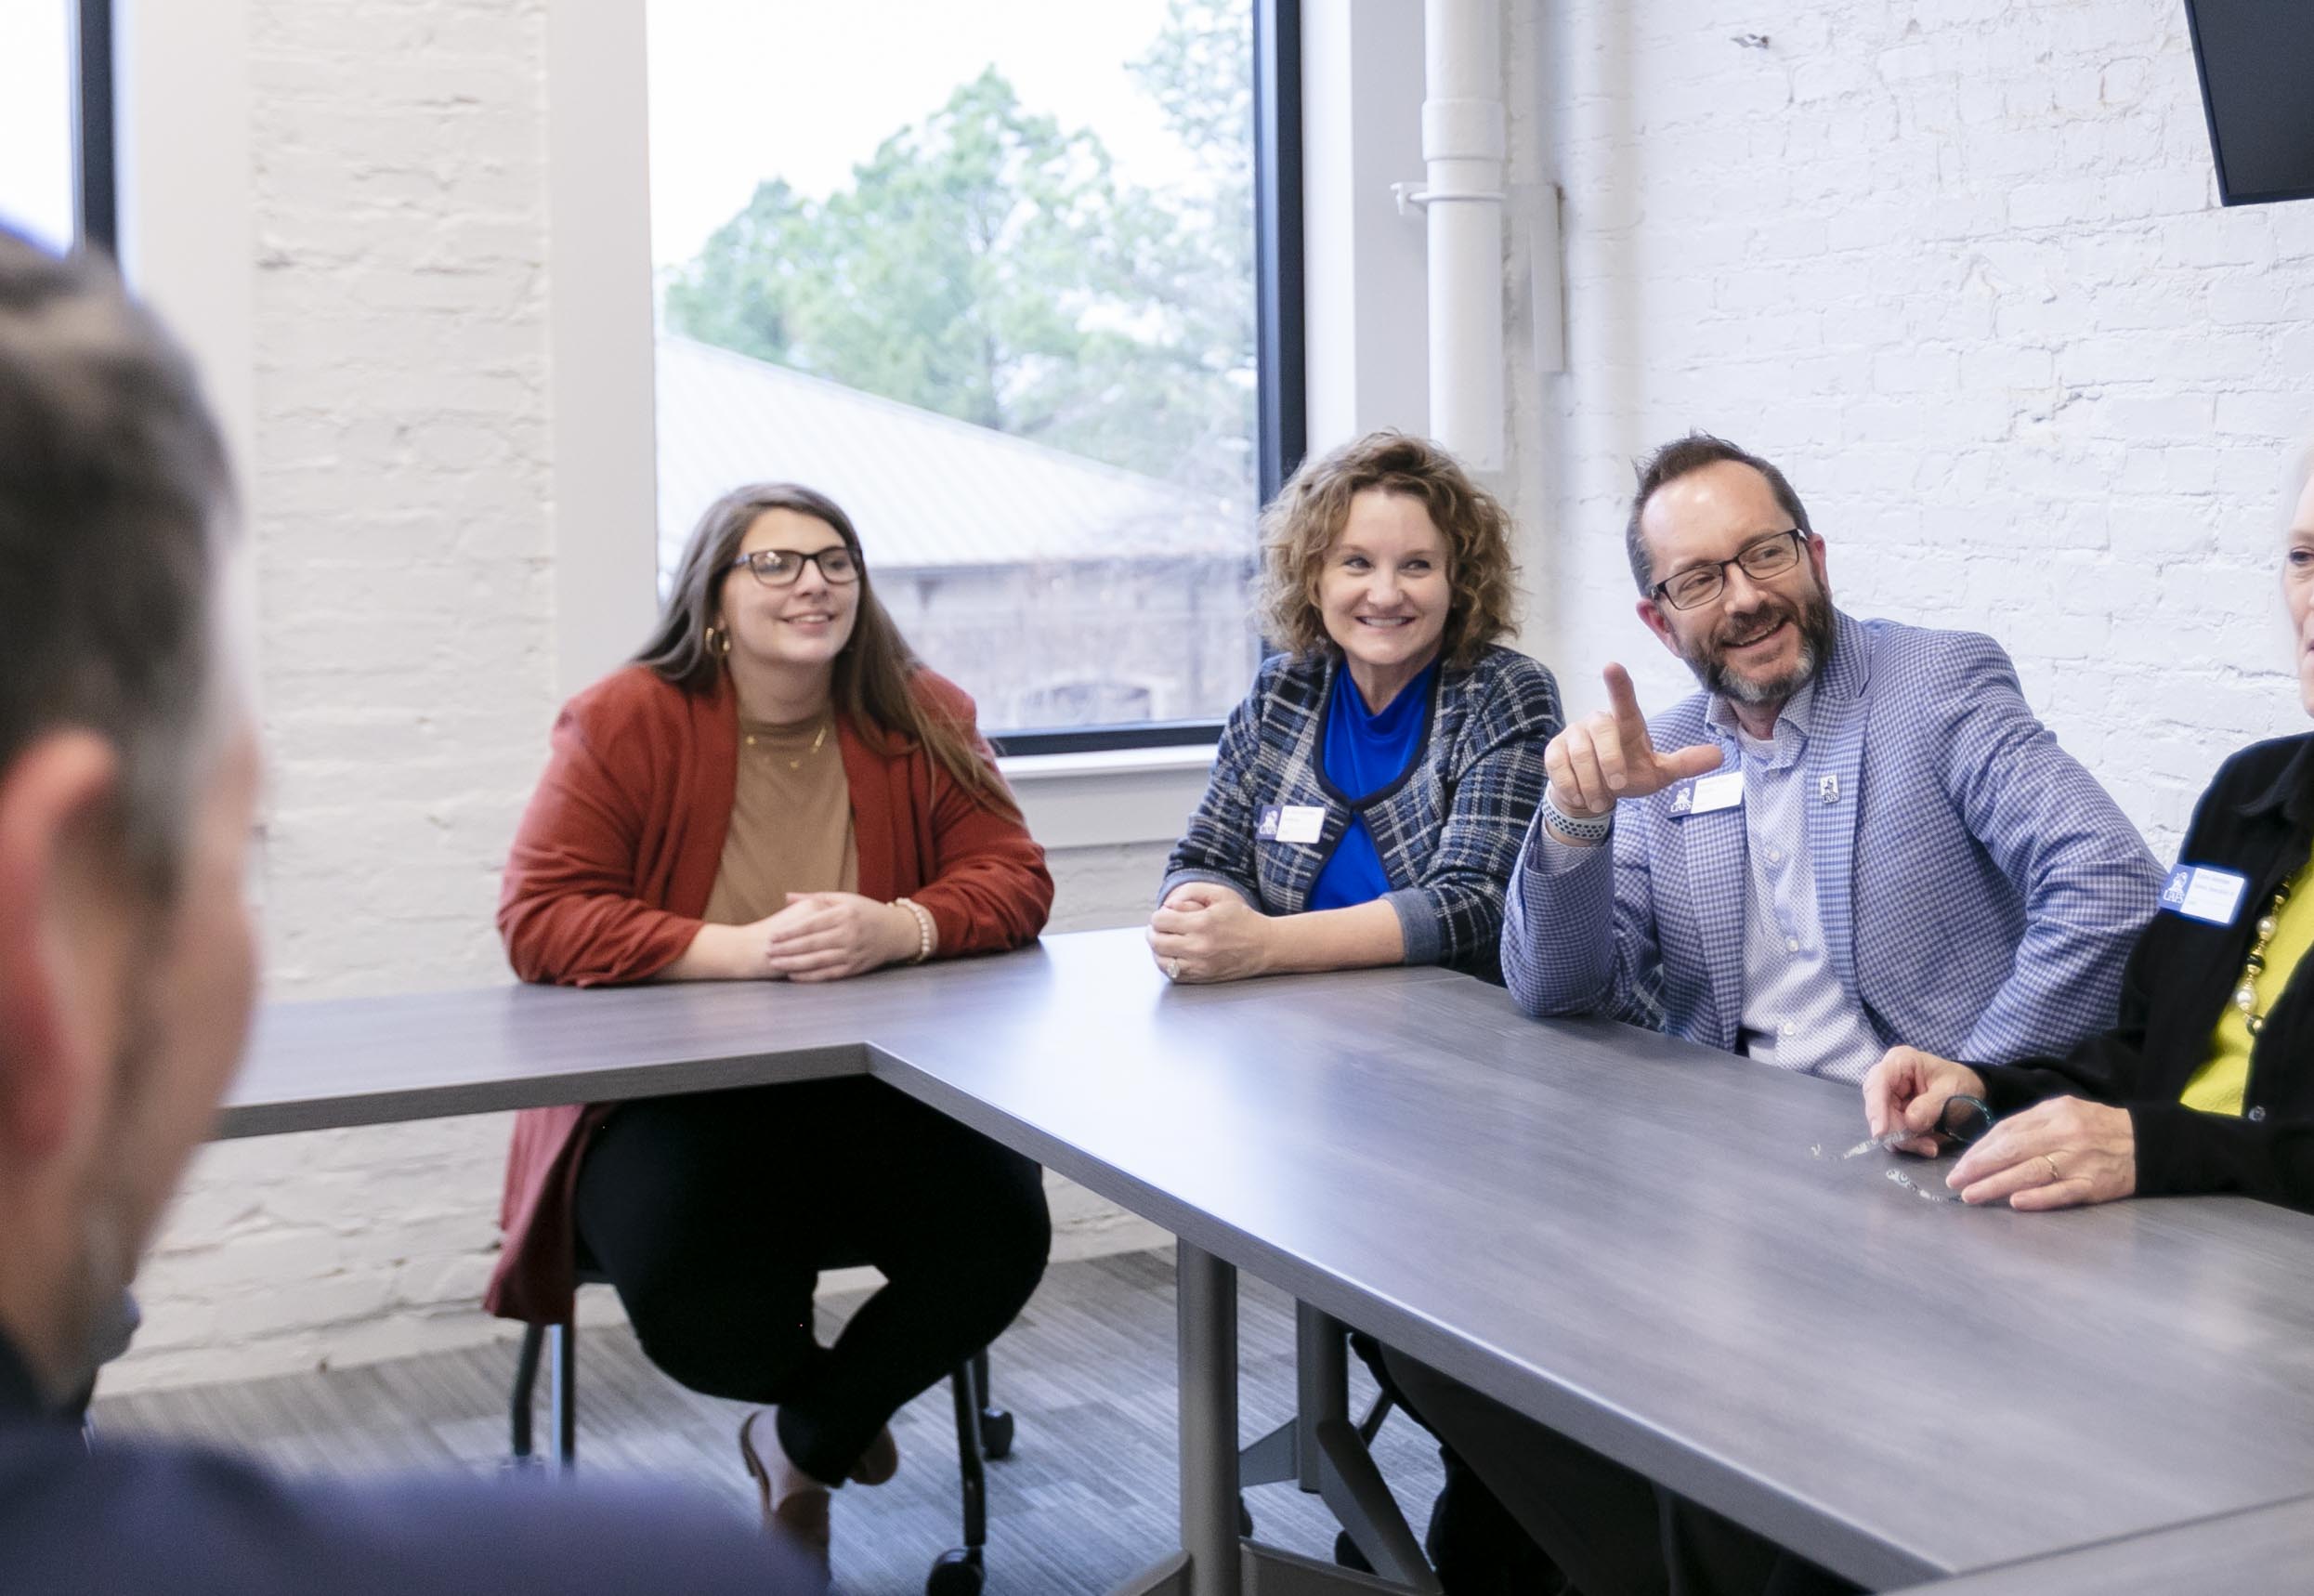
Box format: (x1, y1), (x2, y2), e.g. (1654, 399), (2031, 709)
(1314, 1418), (1443, 1593)
(1241, 1300), (1347, 1489)
(1180, 1238), (1243, 1596)
(1111, 1239), (1240, 1596)
(1114, 1249), (1425, 1596)
(1295, 1302), (1348, 1489)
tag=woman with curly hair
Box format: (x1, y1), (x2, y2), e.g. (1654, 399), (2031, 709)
(1152, 430), (1563, 986)
(1151, 432), (1566, 1590)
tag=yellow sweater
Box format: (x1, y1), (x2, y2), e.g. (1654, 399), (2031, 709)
(2183, 857), (2314, 1116)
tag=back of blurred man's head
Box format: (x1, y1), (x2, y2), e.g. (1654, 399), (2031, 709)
(0, 229), (260, 1406)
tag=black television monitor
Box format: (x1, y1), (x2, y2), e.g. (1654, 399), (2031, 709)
(2185, 0), (2314, 206)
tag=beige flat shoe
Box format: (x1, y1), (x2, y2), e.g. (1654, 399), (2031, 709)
(739, 1410), (831, 1570)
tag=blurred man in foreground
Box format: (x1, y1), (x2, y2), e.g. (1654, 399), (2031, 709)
(0, 230), (815, 1593)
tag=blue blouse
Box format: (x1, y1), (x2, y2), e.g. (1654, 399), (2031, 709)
(1310, 657), (1440, 910)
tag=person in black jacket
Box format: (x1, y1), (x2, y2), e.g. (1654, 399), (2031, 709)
(1865, 438), (2314, 1211)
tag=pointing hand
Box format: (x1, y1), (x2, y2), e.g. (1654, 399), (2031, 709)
(1542, 663), (1723, 824)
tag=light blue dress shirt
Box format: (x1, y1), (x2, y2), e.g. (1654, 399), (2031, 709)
(1707, 684), (1883, 1082)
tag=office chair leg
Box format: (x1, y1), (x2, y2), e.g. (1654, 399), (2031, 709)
(970, 1349), (1013, 1459)
(510, 1323), (544, 1460)
(925, 1363), (987, 1595)
(548, 1322), (577, 1470)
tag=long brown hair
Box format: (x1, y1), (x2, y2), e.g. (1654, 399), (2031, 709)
(637, 482), (1018, 817)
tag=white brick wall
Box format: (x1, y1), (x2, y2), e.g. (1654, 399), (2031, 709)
(1506, 0), (2314, 860)
(111, 0), (559, 1394)
(115, 0), (2314, 1393)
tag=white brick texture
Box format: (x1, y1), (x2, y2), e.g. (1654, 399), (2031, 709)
(1505, 1), (2314, 861)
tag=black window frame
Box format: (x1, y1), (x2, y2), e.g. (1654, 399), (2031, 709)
(72, 0), (118, 254)
(987, 0), (1303, 759)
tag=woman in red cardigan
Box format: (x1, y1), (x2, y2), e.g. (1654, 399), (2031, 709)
(487, 483), (1053, 1567)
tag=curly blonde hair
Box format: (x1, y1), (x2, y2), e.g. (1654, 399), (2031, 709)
(1258, 430), (1520, 670)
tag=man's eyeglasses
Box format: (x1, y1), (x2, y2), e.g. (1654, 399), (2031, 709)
(728, 548), (861, 588)
(1649, 529), (1806, 611)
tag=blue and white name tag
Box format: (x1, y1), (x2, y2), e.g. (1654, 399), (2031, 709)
(1668, 770), (1744, 818)
(2159, 864), (2249, 926)
(1258, 804), (1327, 844)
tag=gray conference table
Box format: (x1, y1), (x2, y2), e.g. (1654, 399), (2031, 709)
(1884, 1493), (2314, 1594)
(224, 929), (2314, 1594)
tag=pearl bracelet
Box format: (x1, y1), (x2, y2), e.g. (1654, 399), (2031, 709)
(893, 896), (935, 964)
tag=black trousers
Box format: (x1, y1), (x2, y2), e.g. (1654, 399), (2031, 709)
(573, 1077), (1051, 1485)
(1382, 1350), (1861, 1596)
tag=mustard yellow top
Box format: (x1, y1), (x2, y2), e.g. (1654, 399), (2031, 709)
(2184, 856), (2314, 1116)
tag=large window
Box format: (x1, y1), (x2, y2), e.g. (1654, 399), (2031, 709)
(0, 0), (78, 252)
(646, 0), (1301, 749)
(0, 0), (112, 255)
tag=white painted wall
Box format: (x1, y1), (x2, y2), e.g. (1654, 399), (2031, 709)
(1507, 0), (2314, 859)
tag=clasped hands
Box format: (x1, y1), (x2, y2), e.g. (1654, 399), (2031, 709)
(733, 891), (922, 982)
(1863, 1047), (2136, 1210)
(1544, 664), (1722, 830)
(1147, 881), (1272, 984)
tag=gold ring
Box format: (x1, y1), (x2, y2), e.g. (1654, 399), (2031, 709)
(2043, 1153), (2062, 1184)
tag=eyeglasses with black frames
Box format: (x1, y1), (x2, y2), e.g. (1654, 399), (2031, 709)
(1650, 529), (1806, 611)
(728, 548), (862, 587)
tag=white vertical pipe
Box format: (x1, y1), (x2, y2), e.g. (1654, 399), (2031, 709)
(546, 2), (660, 696)
(1423, 0), (1505, 471)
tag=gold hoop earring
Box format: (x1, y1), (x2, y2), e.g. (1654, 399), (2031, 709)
(705, 624), (732, 660)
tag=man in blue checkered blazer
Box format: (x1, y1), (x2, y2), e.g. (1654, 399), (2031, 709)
(1388, 433), (2165, 1596)
(1502, 434), (2160, 1079)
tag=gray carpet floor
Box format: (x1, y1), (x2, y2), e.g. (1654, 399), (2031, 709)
(91, 1248), (1447, 1594)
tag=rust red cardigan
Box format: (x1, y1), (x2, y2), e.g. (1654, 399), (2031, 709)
(483, 663), (1052, 1323)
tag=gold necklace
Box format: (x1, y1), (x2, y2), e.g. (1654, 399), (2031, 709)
(2231, 879), (2293, 1037)
(740, 716), (831, 770)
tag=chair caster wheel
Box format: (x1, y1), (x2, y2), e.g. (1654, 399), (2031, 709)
(979, 1406), (1014, 1460)
(926, 1548), (985, 1596)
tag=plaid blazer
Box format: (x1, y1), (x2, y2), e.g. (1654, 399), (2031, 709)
(1164, 644), (1563, 981)
(1501, 610), (2164, 1063)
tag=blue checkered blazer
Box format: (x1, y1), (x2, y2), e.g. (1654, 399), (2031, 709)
(1165, 645), (1563, 980)
(1501, 611), (2164, 1063)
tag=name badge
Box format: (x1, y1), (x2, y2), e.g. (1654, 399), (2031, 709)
(2159, 864), (2249, 926)
(1668, 770), (1744, 818)
(1258, 804), (1327, 844)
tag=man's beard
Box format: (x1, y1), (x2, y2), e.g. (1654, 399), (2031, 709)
(1684, 585), (1836, 707)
